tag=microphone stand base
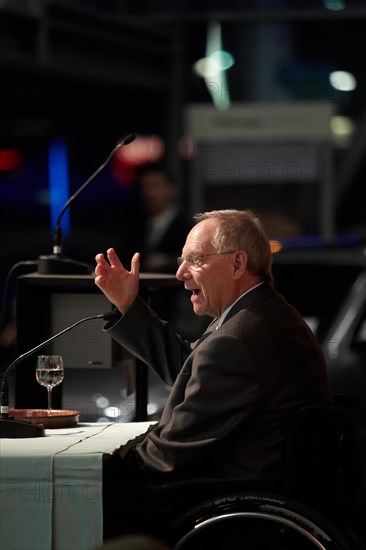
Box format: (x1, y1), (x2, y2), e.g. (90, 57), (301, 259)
(38, 254), (92, 275)
(0, 417), (45, 438)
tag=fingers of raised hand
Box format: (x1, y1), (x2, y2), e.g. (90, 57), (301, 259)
(130, 252), (140, 275)
(106, 248), (124, 268)
(94, 262), (105, 277)
(95, 252), (110, 268)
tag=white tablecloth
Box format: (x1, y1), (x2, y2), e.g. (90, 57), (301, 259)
(0, 422), (154, 550)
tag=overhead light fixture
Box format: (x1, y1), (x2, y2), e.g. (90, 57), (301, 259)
(323, 0), (345, 11)
(330, 115), (355, 147)
(193, 51), (234, 78)
(330, 70), (357, 92)
(193, 21), (235, 111)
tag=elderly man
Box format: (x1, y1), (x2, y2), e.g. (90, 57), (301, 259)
(95, 209), (331, 538)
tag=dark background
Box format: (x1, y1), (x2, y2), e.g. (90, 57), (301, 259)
(2, 0), (366, 400)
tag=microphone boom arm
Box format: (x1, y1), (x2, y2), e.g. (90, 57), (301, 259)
(0, 311), (118, 419)
(53, 134), (135, 254)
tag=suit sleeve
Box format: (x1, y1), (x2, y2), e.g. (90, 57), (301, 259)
(104, 297), (192, 386)
(137, 332), (262, 475)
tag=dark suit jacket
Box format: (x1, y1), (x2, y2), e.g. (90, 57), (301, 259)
(105, 283), (331, 485)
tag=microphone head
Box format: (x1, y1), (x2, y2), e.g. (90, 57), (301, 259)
(102, 311), (121, 322)
(121, 134), (136, 146)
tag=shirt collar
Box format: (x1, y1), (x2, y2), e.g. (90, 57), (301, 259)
(216, 281), (265, 328)
(149, 204), (178, 233)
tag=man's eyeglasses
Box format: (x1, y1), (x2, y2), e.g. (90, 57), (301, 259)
(177, 250), (238, 269)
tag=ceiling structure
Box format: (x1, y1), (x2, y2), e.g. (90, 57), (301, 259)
(1, 2), (366, 126)
(1, 0), (366, 237)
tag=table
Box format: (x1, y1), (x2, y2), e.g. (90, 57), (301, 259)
(0, 421), (154, 550)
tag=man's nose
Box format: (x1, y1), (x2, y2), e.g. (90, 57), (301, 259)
(176, 261), (190, 280)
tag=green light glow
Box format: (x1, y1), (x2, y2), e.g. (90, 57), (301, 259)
(192, 20), (234, 110)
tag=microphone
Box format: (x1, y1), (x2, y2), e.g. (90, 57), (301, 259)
(38, 134), (136, 275)
(0, 310), (120, 438)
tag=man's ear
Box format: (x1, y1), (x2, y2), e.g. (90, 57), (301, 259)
(232, 250), (248, 279)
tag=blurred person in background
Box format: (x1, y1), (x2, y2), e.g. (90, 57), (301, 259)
(120, 162), (191, 274)
(118, 162), (207, 339)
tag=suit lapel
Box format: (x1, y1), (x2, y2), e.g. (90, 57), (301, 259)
(192, 284), (275, 349)
(222, 283), (275, 325)
(192, 318), (218, 349)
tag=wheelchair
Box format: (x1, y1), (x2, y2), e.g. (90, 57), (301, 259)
(171, 492), (361, 549)
(145, 398), (366, 549)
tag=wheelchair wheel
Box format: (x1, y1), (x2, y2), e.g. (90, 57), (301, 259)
(170, 492), (362, 550)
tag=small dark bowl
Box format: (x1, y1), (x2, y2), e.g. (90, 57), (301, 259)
(9, 409), (81, 429)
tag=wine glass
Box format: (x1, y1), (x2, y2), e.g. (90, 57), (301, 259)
(36, 355), (64, 413)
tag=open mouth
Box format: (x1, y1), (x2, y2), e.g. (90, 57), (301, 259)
(185, 285), (201, 299)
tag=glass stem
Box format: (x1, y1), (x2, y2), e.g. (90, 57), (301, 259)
(47, 388), (52, 413)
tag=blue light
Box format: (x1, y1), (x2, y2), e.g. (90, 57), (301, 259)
(48, 138), (70, 236)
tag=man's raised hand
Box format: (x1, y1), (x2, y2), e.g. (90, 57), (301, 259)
(95, 248), (140, 315)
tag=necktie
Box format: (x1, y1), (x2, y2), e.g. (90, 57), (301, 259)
(193, 318), (218, 349)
